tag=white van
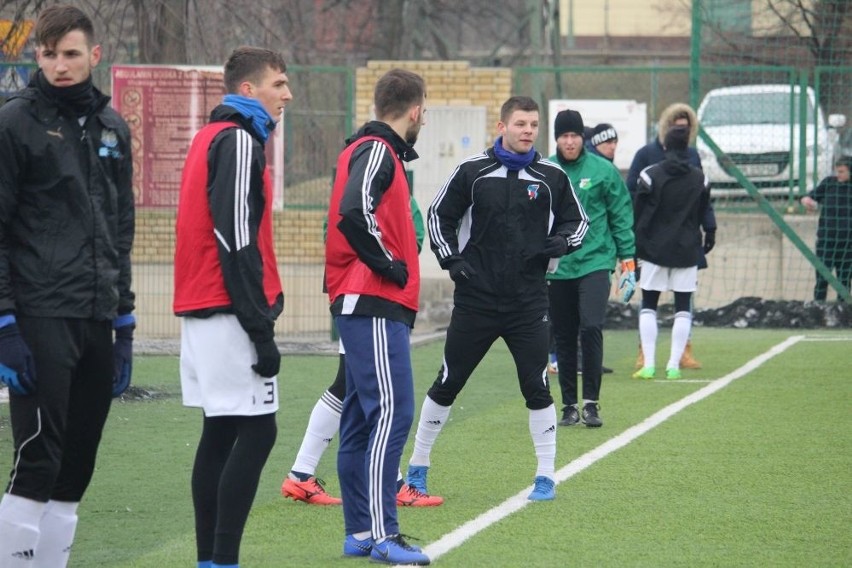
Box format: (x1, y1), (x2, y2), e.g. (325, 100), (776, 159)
(695, 84), (845, 195)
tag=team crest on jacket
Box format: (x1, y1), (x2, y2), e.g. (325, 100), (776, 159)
(526, 184), (540, 200)
(98, 129), (122, 159)
(579, 178), (591, 189)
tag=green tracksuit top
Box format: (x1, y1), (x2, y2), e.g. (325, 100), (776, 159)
(547, 149), (635, 280)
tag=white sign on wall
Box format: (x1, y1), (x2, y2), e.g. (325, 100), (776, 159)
(405, 106), (487, 278)
(548, 99), (647, 171)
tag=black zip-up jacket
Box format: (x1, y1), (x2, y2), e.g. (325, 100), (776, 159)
(428, 147), (588, 313)
(807, 176), (852, 243)
(634, 150), (711, 268)
(0, 75), (135, 319)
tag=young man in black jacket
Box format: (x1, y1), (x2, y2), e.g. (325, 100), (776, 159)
(405, 96), (588, 503)
(632, 127), (713, 381)
(0, 6), (135, 567)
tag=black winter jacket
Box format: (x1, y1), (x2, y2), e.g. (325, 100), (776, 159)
(0, 75), (135, 320)
(428, 147), (588, 313)
(634, 150), (710, 268)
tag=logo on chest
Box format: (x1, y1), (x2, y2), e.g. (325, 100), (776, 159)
(578, 178), (592, 189)
(98, 129), (123, 159)
(526, 183), (540, 200)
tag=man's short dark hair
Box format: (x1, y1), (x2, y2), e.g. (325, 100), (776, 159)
(835, 156), (852, 170)
(35, 4), (95, 50)
(373, 69), (426, 121)
(224, 47), (287, 94)
(500, 96), (539, 123)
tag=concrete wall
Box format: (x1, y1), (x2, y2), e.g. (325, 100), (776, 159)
(134, 211), (830, 339)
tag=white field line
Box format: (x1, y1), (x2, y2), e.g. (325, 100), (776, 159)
(422, 334), (806, 562)
(800, 335), (852, 341)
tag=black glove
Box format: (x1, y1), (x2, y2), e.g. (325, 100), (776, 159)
(542, 235), (569, 258)
(252, 338), (281, 378)
(381, 260), (408, 289)
(0, 322), (36, 395)
(703, 231), (716, 254)
(112, 315), (136, 397)
(447, 260), (477, 283)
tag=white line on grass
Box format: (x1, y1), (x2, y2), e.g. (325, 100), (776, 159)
(801, 335), (852, 342)
(422, 334), (806, 562)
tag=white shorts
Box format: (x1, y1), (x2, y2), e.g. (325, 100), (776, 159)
(639, 260), (698, 292)
(180, 313), (279, 416)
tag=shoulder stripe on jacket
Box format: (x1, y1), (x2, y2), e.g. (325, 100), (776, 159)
(428, 151), (488, 260)
(361, 140), (393, 260)
(234, 129), (252, 251)
(639, 166), (653, 187)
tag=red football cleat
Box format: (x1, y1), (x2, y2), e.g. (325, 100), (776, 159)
(396, 483), (444, 507)
(281, 476), (342, 505)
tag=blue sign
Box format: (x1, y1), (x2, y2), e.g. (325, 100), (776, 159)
(0, 64), (33, 98)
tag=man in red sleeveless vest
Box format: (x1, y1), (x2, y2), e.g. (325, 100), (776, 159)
(326, 69), (431, 566)
(173, 46), (291, 568)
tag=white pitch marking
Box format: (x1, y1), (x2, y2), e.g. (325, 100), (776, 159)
(422, 335), (805, 561)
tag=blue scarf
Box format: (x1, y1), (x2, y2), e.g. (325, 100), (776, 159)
(222, 94), (277, 143)
(493, 136), (536, 171)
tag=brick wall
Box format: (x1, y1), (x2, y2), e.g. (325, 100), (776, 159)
(355, 61), (512, 134)
(135, 60), (511, 266)
(133, 209), (326, 264)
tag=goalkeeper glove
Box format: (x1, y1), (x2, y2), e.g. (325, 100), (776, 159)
(0, 316), (36, 396)
(618, 259), (636, 303)
(113, 314), (135, 397)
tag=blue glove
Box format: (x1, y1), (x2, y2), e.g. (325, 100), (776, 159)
(619, 259), (636, 303)
(113, 314), (135, 397)
(0, 317), (37, 395)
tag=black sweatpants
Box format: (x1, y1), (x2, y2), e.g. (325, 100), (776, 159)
(814, 237), (852, 301)
(426, 304), (553, 411)
(6, 317), (114, 502)
(547, 270), (610, 408)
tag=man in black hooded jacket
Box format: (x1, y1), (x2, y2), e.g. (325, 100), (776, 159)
(632, 126), (712, 381)
(0, 6), (134, 567)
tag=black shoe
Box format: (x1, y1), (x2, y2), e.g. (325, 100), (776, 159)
(559, 405), (580, 426)
(582, 403), (603, 428)
(602, 365), (614, 374)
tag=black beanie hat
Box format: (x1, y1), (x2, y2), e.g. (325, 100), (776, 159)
(590, 123), (618, 146)
(554, 109), (584, 140)
(664, 126), (690, 151)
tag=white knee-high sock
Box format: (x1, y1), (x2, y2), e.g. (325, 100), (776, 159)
(409, 396), (452, 467)
(33, 500), (78, 568)
(639, 309), (658, 368)
(0, 493), (45, 568)
(290, 390), (342, 477)
(529, 404), (557, 480)
(667, 311), (692, 370)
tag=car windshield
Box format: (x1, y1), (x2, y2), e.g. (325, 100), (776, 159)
(701, 92), (816, 127)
